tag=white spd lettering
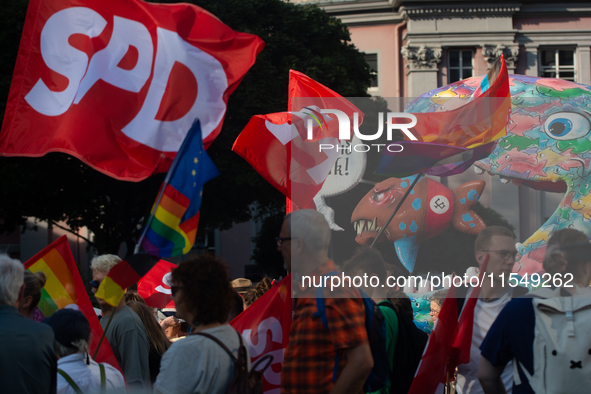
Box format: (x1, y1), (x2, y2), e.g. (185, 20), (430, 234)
(241, 317), (285, 386)
(155, 272), (172, 294)
(25, 7), (228, 152)
(25, 7), (107, 116)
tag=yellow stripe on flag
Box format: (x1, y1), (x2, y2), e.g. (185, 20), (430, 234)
(28, 258), (76, 309)
(95, 276), (125, 307)
(154, 205), (191, 252)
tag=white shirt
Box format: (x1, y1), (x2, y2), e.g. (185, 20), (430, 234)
(57, 353), (125, 394)
(456, 291), (514, 394)
(154, 324), (250, 394)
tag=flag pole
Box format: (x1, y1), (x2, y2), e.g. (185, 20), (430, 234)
(134, 119), (200, 254)
(370, 172), (424, 248)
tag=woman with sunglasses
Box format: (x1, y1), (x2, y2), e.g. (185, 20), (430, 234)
(153, 254), (250, 394)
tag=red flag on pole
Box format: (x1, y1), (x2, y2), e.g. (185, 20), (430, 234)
(233, 70), (363, 209)
(23, 235), (121, 373)
(137, 259), (177, 309)
(0, 0), (264, 181)
(408, 256), (490, 393)
(448, 255), (490, 373)
(408, 285), (458, 394)
(231, 274), (292, 393)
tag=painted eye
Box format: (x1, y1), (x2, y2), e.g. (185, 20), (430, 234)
(505, 154), (510, 160)
(568, 223), (575, 229)
(372, 192), (386, 202)
(544, 112), (590, 140)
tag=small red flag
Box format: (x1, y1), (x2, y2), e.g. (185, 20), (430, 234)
(137, 260), (177, 309)
(408, 285), (458, 394)
(231, 274), (292, 393)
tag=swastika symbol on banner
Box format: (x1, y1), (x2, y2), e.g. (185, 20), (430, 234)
(430, 195), (450, 214)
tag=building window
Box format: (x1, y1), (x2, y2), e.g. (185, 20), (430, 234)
(539, 49), (575, 81)
(448, 50), (473, 83)
(364, 53), (378, 89)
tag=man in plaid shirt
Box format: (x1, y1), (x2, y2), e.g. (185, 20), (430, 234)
(279, 210), (373, 394)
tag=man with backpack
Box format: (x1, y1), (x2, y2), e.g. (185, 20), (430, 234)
(280, 210), (374, 394)
(478, 229), (591, 394)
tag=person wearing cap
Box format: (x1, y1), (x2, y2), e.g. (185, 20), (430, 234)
(43, 308), (125, 394)
(0, 254), (57, 394)
(231, 277), (252, 295)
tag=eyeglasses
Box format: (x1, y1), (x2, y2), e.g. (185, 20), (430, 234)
(170, 286), (184, 297)
(89, 280), (101, 289)
(275, 236), (292, 247)
(482, 250), (518, 260)
(430, 308), (440, 314)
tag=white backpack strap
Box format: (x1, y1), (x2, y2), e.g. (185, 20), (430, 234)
(512, 358), (522, 385)
(564, 297), (575, 337)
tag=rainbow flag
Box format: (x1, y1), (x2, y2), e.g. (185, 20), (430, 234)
(96, 120), (218, 308)
(377, 55), (510, 178)
(140, 119), (219, 257)
(24, 236), (121, 372)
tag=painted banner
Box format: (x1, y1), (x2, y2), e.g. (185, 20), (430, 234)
(0, 0), (264, 181)
(231, 275), (292, 394)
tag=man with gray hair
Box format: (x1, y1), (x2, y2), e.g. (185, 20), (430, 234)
(280, 210), (373, 394)
(90, 254), (150, 389)
(0, 254), (57, 393)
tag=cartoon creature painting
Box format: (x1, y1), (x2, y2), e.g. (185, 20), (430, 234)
(463, 75), (591, 274)
(351, 176), (486, 272)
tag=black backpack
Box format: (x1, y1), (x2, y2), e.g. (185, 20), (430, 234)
(379, 301), (428, 394)
(197, 330), (273, 394)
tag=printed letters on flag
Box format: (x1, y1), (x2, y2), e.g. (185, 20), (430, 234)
(0, 0), (264, 181)
(140, 120), (219, 257)
(377, 56), (510, 178)
(137, 259), (177, 309)
(233, 70), (363, 209)
(23, 235), (121, 373)
(231, 275), (292, 394)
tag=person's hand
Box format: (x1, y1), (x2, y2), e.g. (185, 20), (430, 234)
(159, 315), (181, 329)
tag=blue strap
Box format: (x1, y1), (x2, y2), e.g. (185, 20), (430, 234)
(312, 271), (341, 381)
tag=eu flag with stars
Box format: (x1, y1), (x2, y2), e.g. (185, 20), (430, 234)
(141, 120), (219, 257)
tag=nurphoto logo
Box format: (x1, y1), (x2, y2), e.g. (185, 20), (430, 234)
(305, 108), (418, 153)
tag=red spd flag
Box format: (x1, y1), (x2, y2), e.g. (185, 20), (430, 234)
(0, 0), (264, 181)
(137, 259), (176, 309)
(231, 275), (292, 394)
(233, 70), (362, 209)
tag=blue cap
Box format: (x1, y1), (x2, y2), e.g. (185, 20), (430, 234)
(43, 309), (91, 348)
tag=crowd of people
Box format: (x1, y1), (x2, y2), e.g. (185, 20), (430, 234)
(1, 208), (590, 393)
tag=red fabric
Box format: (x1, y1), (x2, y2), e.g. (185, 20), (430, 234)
(233, 70), (362, 209)
(408, 257), (490, 393)
(230, 275), (293, 394)
(137, 259), (177, 309)
(448, 255), (490, 370)
(408, 285), (458, 394)
(0, 0), (264, 181)
(23, 235), (122, 374)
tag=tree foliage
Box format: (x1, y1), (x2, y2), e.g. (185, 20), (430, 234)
(0, 0), (372, 254)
